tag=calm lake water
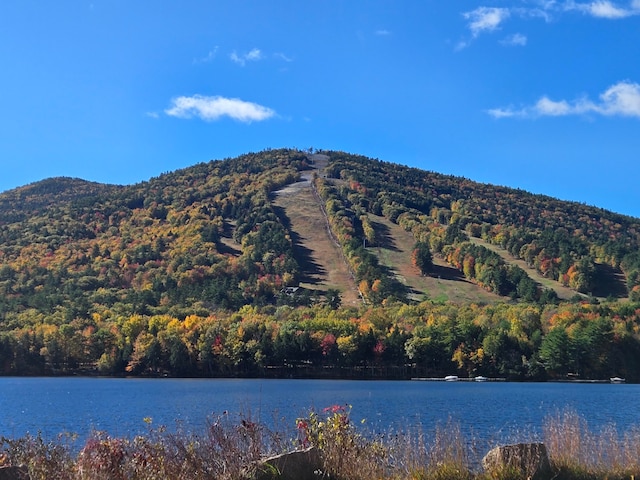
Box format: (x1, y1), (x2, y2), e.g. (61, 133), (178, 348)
(1, 378), (638, 447)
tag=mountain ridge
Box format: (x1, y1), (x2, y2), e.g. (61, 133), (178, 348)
(4, 153), (637, 221)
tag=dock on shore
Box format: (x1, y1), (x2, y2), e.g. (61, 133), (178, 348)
(411, 376), (506, 382)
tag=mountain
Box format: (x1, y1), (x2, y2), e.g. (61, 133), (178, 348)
(0, 148), (638, 380)
(0, 177), (121, 223)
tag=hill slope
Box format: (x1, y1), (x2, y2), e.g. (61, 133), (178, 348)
(319, 151), (640, 302)
(0, 148), (638, 322)
(271, 154), (503, 305)
(0, 148), (639, 379)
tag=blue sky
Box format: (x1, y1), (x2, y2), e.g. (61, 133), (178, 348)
(2, 1), (640, 217)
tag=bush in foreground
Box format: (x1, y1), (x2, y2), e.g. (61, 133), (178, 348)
(2, 409), (640, 479)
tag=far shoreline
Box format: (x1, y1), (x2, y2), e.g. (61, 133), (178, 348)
(0, 372), (632, 383)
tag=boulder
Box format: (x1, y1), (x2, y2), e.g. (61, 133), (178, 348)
(254, 447), (323, 480)
(482, 443), (551, 480)
(0, 466), (29, 480)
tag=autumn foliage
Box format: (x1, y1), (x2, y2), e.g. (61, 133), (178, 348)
(0, 149), (639, 379)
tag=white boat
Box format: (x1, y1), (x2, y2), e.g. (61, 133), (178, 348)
(444, 375), (459, 382)
(474, 375), (488, 382)
(610, 377), (626, 384)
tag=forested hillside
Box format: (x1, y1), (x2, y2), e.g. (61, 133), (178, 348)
(323, 151), (640, 301)
(0, 148), (639, 380)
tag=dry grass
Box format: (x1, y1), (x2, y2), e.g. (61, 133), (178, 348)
(468, 236), (578, 301)
(543, 410), (640, 479)
(368, 214), (501, 305)
(0, 412), (288, 480)
(271, 156), (521, 307)
(272, 173), (361, 306)
(2, 410), (640, 479)
(273, 171), (502, 307)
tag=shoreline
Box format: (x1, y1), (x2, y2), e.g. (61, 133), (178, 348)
(0, 372), (632, 384)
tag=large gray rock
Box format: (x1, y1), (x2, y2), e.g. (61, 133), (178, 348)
(0, 466), (29, 480)
(254, 447), (323, 480)
(482, 443), (551, 480)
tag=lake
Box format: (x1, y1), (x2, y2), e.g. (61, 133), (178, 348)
(1, 377), (638, 449)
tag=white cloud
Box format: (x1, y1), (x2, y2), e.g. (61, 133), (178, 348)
(565, 0), (640, 18)
(165, 95), (276, 123)
(501, 33), (527, 46)
(534, 96), (572, 115)
(375, 29), (392, 36)
(486, 106), (522, 118)
(595, 81), (640, 115)
(230, 48), (263, 66)
(245, 49), (262, 61)
(463, 7), (511, 37)
(459, 1), (639, 50)
(590, 1), (630, 17)
(488, 81), (640, 118)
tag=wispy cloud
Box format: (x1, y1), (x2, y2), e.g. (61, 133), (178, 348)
(194, 47), (219, 64)
(194, 47), (292, 66)
(488, 81), (640, 118)
(501, 33), (527, 46)
(165, 95), (276, 123)
(375, 29), (392, 36)
(273, 52), (293, 62)
(459, 1), (639, 49)
(565, 0), (640, 18)
(464, 7), (511, 37)
(230, 48), (263, 66)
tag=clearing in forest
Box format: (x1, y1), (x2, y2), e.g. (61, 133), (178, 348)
(274, 154), (574, 305)
(467, 236), (628, 301)
(468, 236), (579, 301)
(272, 164), (361, 306)
(366, 214), (502, 304)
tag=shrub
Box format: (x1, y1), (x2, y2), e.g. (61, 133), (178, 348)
(2, 409), (640, 479)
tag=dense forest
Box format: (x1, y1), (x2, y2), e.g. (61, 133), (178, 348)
(0, 148), (639, 380)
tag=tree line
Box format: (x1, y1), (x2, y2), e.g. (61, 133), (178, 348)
(1, 300), (639, 381)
